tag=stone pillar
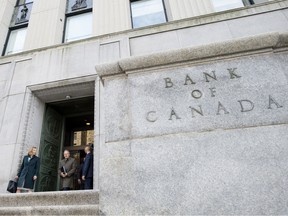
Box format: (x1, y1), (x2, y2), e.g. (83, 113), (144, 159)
(0, 0), (16, 54)
(93, 0), (131, 36)
(166, 0), (214, 21)
(24, 0), (66, 51)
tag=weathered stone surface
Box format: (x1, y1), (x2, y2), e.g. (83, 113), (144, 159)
(97, 32), (288, 77)
(0, 205), (99, 215)
(104, 76), (131, 142)
(0, 191), (99, 215)
(100, 125), (288, 215)
(103, 51), (288, 142)
(0, 3), (287, 215)
(129, 53), (288, 139)
(98, 32), (288, 214)
(0, 190), (98, 207)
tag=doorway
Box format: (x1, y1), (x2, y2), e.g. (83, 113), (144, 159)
(35, 96), (94, 192)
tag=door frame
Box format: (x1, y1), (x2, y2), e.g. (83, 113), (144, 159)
(17, 75), (101, 191)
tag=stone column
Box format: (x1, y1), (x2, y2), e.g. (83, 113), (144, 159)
(24, 0), (66, 51)
(0, 0), (16, 54)
(93, 0), (131, 36)
(167, 0), (214, 21)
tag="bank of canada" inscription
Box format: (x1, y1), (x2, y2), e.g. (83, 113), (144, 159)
(146, 68), (283, 122)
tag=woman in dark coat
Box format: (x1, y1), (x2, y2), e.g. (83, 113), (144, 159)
(16, 147), (40, 193)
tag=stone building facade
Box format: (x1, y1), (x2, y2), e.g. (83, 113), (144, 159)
(0, 0), (288, 215)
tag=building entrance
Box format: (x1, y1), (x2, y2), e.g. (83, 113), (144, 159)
(35, 96), (94, 192)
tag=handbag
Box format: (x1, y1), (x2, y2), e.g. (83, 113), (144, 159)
(7, 180), (17, 193)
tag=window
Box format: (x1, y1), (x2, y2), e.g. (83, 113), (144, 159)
(3, 0), (33, 55)
(211, 0), (244, 12)
(64, 12), (93, 42)
(64, 0), (93, 43)
(131, 0), (167, 28)
(5, 28), (27, 55)
(73, 130), (94, 146)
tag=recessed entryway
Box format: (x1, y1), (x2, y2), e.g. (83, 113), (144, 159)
(35, 96), (94, 192)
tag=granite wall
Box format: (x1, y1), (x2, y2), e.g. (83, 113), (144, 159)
(96, 32), (288, 215)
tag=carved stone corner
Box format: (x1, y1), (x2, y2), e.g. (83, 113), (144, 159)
(95, 62), (125, 79)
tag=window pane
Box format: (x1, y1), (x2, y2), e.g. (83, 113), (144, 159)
(65, 12), (93, 42)
(18, 0), (33, 5)
(5, 28), (27, 55)
(72, 130), (94, 146)
(131, 0), (166, 28)
(212, 0), (244, 12)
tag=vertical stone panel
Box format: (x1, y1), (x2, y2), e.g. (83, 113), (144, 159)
(93, 0), (131, 36)
(99, 42), (120, 64)
(24, 0), (66, 50)
(167, 0), (214, 20)
(0, 62), (12, 134)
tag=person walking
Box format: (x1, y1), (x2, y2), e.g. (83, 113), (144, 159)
(58, 150), (76, 190)
(15, 147), (40, 193)
(82, 146), (93, 189)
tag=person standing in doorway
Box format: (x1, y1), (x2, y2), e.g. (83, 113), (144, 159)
(58, 150), (76, 190)
(82, 146), (93, 189)
(77, 157), (85, 190)
(16, 147), (40, 193)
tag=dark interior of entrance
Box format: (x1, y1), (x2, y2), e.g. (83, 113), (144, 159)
(36, 96), (94, 192)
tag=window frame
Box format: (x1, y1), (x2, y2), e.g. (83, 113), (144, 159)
(2, 24), (28, 56)
(2, 0), (33, 56)
(211, 0), (245, 12)
(243, 0), (255, 5)
(62, 8), (93, 43)
(130, 0), (168, 29)
(16, 0), (33, 6)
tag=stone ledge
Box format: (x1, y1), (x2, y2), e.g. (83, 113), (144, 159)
(0, 190), (99, 207)
(0, 205), (99, 215)
(95, 32), (288, 78)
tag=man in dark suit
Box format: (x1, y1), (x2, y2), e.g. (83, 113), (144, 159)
(82, 145), (93, 189)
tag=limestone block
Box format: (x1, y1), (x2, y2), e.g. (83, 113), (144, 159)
(130, 31), (180, 56)
(9, 59), (33, 95)
(177, 21), (233, 48)
(227, 10), (288, 38)
(0, 143), (21, 193)
(0, 94), (25, 145)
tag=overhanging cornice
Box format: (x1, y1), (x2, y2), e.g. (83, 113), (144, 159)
(95, 32), (288, 78)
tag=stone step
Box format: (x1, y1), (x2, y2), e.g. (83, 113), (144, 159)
(0, 190), (99, 207)
(0, 204), (99, 215)
(0, 190), (100, 215)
